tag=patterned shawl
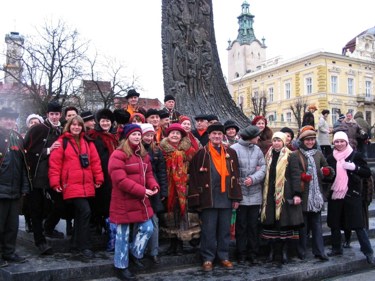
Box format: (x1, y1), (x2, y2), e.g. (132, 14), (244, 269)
(160, 136), (196, 216)
(261, 146), (291, 222)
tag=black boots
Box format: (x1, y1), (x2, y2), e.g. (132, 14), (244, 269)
(267, 241), (288, 264)
(166, 238), (183, 256)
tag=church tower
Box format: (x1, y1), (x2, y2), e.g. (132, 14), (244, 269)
(227, 1), (266, 84)
(4, 32), (24, 84)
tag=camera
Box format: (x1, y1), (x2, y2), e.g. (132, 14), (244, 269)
(79, 154), (90, 168)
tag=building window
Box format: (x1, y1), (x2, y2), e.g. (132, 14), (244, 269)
(286, 112), (292, 123)
(305, 77), (312, 94)
(331, 76), (338, 93)
(268, 112), (276, 122)
(366, 111), (372, 126)
(268, 87), (274, 102)
(365, 80), (372, 97)
(281, 114), (284, 122)
(253, 90), (259, 99)
(285, 82), (291, 99)
(331, 107), (340, 124)
(348, 78), (354, 95)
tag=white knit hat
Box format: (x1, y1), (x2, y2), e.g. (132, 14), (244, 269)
(26, 114), (44, 126)
(333, 131), (349, 143)
(272, 132), (287, 145)
(140, 123), (155, 135)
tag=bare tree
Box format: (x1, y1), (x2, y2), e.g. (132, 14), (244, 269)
(290, 97), (308, 129)
(73, 55), (141, 110)
(251, 91), (267, 116)
(1, 20), (89, 115)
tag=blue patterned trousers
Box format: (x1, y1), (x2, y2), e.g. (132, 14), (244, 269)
(114, 219), (153, 269)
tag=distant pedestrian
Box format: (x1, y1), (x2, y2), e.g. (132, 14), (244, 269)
(318, 109), (332, 158)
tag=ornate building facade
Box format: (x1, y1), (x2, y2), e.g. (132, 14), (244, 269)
(228, 2), (375, 130)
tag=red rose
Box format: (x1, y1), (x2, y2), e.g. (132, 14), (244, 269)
(10, 145), (19, 151)
(301, 172), (312, 182)
(321, 167), (330, 176)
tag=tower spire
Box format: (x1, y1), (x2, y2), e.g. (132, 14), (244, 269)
(236, 0), (256, 45)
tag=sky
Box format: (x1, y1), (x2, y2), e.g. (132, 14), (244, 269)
(1, 0), (375, 102)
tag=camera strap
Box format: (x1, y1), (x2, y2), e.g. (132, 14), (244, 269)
(66, 138), (88, 156)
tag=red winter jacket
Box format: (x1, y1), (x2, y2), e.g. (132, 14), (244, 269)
(108, 148), (159, 224)
(49, 132), (104, 200)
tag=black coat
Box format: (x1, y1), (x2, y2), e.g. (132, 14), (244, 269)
(0, 129), (30, 199)
(192, 129), (209, 147)
(145, 144), (168, 213)
(326, 151), (371, 229)
(24, 119), (61, 189)
(87, 128), (118, 217)
(261, 151), (304, 228)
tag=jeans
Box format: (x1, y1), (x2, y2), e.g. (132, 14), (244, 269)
(147, 214), (159, 257)
(298, 211), (326, 256)
(114, 219), (153, 269)
(331, 228), (373, 256)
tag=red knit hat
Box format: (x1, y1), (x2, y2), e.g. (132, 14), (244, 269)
(251, 115), (267, 126)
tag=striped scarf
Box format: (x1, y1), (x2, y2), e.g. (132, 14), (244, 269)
(300, 148), (324, 212)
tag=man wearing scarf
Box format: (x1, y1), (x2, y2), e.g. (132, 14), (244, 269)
(191, 114), (209, 146)
(189, 122), (242, 272)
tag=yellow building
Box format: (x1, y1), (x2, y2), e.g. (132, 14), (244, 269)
(227, 2), (375, 131)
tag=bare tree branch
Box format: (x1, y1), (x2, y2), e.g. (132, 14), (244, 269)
(290, 96), (308, 129)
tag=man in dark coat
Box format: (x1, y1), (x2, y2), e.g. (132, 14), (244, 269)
(24, 101), (65, 254)
(191, 114), (209, 146)
(0, 107), (30, 266)
(189, 122), (242, 272)
(161, 94), (181, 124)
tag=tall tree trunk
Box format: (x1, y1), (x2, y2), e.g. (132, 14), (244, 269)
(161, 0), (249, 127)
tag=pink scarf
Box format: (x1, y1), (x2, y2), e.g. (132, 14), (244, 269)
(331, 144), (353, 199)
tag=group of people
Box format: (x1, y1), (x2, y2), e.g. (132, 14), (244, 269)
(0, 92), (374, 281)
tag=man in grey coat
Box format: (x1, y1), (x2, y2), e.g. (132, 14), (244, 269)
(231, 125), (266, 264)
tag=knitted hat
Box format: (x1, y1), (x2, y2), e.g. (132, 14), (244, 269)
(272, 132), (287, 145)
(145, 108), (160, 119)
(96, 108), (115, 123)
(207, 122), (225, 134)
(47, 101), (62, 113)
(240, 125), (260, 140)
(0, 107), (19, 119)
(280, 127), (294, 140)
(26, 113), (44, 125)
(299, 130), (316, 140)
(179, 115), (191, 124)
(125, 89), (140, 99)
(164, 94), (175, 102)
(122, 124), (142, 139)
(333, 131), (349, 143)
(165, 123), (187, 137)
(80, 111), (95, 122)
(224, 120), (239, 133)
(140, 123), (155, 135)
(113, 109), (130, 124)
(251, 115), (267, 126)
(129, 113), (145, 123)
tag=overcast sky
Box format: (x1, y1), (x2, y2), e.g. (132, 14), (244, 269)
(1, 0), (374, 102)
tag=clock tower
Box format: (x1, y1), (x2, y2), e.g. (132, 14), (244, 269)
(4, 32), (24, 85)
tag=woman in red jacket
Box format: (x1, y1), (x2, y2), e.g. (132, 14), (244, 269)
(108, 124), (159, 280)
(49, 116), (103, 259)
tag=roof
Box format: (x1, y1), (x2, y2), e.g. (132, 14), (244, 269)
(82, 80), (111, 93)
(342, 26), (375, 55)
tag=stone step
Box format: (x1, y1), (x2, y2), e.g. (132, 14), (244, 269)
(3, 236), (375, 281)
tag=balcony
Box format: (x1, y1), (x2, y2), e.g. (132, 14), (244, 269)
(357, 94), (375, 105)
